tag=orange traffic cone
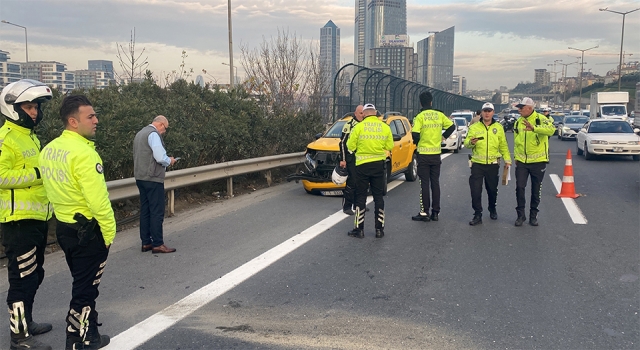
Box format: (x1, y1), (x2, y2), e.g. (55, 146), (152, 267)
(556, 149), (579, 198)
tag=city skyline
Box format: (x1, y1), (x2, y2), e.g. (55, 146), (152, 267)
(0, 0), (638, 90)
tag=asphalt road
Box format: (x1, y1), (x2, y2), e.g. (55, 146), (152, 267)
(0, 134), (638, 350)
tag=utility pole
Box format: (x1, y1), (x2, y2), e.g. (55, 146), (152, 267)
(557, 61), (577, 110)
(568, 45), (598, 109)
(227, 0), (234, 88)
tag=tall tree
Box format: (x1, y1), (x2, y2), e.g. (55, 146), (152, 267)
(115, 28), (149, 84)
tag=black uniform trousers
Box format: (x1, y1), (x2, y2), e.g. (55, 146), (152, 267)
(417, 154), (442, 213)
(354, 161), (385, 230)
(2, 220), (48, 313)
(342, 155), (357, 210)
(56, 219), (109, 333)
(136, 180), (165, 247)
(469, 163), (500, 216)
(515, 162), (547, 217)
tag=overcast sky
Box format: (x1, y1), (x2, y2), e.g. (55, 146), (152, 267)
(1, 0), (638, 90)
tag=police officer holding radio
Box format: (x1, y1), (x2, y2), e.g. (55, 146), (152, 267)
(513, 97), (555, 226)
(464, 102), (511, 225)
(338, 105), (364, 215)
(0, 80), (53, 350)
(346, 104), (393, 238)
(40, 95), (114, 349)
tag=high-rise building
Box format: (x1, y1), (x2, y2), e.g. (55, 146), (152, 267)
(534, 69), (550, 86)
(88, 60), (114, 79)
(74, 70), (111, 89)
(452, 75), (467, 95)
(354, 0), (366, 67)
(0, 51), (22, 88)
(320, 20), (340, 91)
(20, 61), (75, 92)
(369, 35), (415, 80)
(364, 0), (406, 66)
(416, 26), (455, 91)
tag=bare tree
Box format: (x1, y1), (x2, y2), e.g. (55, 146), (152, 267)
(115, 28), (149, 84)
(162, 50), (194, 87)
(241, 28), (314, 115)
(306, 40), (331, 117)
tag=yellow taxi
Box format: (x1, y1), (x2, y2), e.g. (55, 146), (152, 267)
(287, 112), (417, 195)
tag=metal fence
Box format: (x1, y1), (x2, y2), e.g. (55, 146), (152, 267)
(332, 64), (484, 121)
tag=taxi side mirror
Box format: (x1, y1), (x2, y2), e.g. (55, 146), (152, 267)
(392, 134), (401, 142)
(315, 133), (323, 140)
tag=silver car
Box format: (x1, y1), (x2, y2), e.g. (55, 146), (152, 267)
(558, 116), (590, 141)
(576, 120), (640, 161)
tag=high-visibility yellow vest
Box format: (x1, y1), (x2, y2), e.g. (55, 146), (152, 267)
(513, 112), (555, 163)
(0, 122), (52, 222)
(347, 116), (394, 166)
(39, 130), (116, 245)
(412, 109), (454, 155)
(464, 120), (512, 164)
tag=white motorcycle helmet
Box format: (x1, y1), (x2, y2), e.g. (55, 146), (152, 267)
(331, 165), (348, 185)
(0, 79), (52, 129)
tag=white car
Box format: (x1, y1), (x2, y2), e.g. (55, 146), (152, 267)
(450, 110), (475, 125)
(452, 117), (469, 139)
(576, 120), (640, 161)
(441, 128), (462, 153)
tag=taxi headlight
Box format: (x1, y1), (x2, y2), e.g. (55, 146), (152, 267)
(627, 141), (640, 145)
(590, 140), (608, 144)
(449, 134), (457, 140)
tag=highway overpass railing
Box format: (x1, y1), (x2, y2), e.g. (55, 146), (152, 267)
(332, 63), (483, 122)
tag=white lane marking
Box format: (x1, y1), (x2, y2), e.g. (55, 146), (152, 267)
(107, 179), (406, 350)
(549, 174), (587, 225)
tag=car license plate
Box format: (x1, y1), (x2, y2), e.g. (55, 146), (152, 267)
(613, 147), (623, 152)
(321, 190), (343, 196)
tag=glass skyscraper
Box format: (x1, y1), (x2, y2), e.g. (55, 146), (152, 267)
(365, 0), (407, 66)
(416, 26), (455, 91)
(320, 20), (340, 92)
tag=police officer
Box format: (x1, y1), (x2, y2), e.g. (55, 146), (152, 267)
(39, 95), (114, 349)
(464, 102), (511, 226)
(411, 91), (455, 222)
(346, 103), (393, 238)
(0, 80), (53, 350)
(512, 97), (555, 226)
(339, 105), (364, 215)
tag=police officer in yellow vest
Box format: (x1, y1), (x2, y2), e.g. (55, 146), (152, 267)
(464, 102), (511, 226)
(346, 104), (393, 238)
(513, 97), (555, 226)
(0, 80), (53, 350)
(338, 105), (364, 215)
(39, 95), (114, 350)
(411, 91), (455, 222)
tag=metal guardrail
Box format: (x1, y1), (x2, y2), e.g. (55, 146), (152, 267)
(106, 152), (305, 214)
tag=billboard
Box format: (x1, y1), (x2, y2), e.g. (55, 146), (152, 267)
(380, 34), (408, 47)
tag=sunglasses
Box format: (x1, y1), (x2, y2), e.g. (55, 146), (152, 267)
(482, 109), (493, 112)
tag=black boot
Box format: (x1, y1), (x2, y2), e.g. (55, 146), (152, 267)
(529, 212), (539, 226)
(84, 323), (110, 349)
(347, 228), (364, 238)
(10, 334), (52, 350)
(489, 209), (498, 220)
(430, 211), (439, 221)
(469, 215), (482, 226)
(25, 303), (52, 335)
(515, 215), (526, 227)
(411, 212), (430, 221)
(375, 228), (384, 238)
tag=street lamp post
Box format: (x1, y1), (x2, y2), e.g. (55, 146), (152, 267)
(599, 7), (640, 91)
(557, 61), (577, 110)
(222, 62), (238, 85)
(568, 45), (598, 109)
(227, 0), (234, 88)
(1, 20), (28, 63)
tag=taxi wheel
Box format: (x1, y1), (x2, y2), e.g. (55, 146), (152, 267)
(632, 155), (640, 161)
(576, 142), (583, 155)
(404, 154), (418, 182)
